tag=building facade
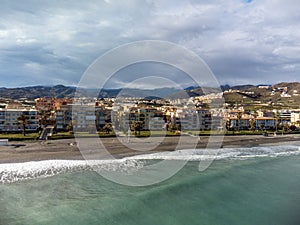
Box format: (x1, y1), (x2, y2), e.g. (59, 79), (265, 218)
(55, 104), (112, 131)
(0, 108), (38, 133)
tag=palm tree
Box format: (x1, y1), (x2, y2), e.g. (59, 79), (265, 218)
(67, 120), (73, 132)
(253, 110), (258, 119)
(103, 122), (113, 134)
(251, 110), (258, 132)
(38, 110), (51, 128)
(272, 111), (279, 132)
(249, 118), (256, 132)
(236, 111), (243, 131)
(221, 118), (230, 134)
(17, 113), (29, 136)
(131, 121), (143, 135)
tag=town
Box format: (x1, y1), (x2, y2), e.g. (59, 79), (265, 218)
(0, 82), (299, 140)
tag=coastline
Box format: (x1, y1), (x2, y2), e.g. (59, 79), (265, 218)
(0, 134), (300, 164)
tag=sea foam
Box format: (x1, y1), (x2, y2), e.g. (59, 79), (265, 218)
(1, 144), (300, 184)
(127, 144), (300, 161)
(0, 159), (144, 184)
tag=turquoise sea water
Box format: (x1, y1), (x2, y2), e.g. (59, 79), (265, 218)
(1, 147), (300, 225)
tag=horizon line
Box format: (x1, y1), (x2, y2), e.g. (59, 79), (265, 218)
(1, 81), (299, 90)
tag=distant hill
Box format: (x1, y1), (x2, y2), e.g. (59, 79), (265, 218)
(273, 82), (300, 91)
(229, 84), (256, 90)
(0, 82), (299, 105)
(0, 85), (181, 100)
(0, 85), (77, 100)
(168, 86), (222, 99)
(100, 87), (180, 98)
(223, 82), (300, 109)
(220, 84), (256, 91)
(167, 88), (203, 99)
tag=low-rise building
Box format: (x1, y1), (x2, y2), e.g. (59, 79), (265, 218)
(227, 117), (251, 130)
(227, 115), (276, 131)
(255, 117), (276, 130)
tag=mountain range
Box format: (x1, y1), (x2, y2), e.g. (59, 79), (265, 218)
(0, 82), (299, 101)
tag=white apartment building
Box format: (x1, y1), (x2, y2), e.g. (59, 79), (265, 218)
(138, 108), (163, 130)
(291, 112), (300, 125)
(174, 108), (212, 130)
(0, 108), (38, 132)
(149, 117), (165, 130)
(55, 104), (112, 131)
(176, 108), (201, 130)
(279, 110), (291, 122)
(55, 104), (72, 131)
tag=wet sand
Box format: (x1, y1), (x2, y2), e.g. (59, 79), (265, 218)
(0, 134), (300, 163)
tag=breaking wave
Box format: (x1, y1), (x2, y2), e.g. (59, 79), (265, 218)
(128, 144), (300, 161)
(1, 144), (300, 184)
(0, 159), (144, 184)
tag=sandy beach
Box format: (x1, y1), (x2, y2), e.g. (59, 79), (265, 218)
(0, 134), (300, 163)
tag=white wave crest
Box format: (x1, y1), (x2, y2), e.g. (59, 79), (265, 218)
(0, 159), (144, 184)
(127, 145), (300, 161)
(1, 145), (300, 184)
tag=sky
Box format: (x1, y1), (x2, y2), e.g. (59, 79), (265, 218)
(0, 0), (300, 88)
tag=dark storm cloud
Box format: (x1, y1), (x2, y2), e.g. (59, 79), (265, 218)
(0, 0), (299, 87)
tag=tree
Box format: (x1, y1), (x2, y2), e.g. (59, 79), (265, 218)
(296, 120), (300, 129)
(236, 111), (243, 131)
(250, 111), (258, 132)
(290, 124), (297, 131)
(67, 120), (73, 132)
(168, 123), (177, 133)
(17, 113), (29, 136)
(103, 122), (113, 134)
(259, 124), (265, 132)
(252, 110), (258, 120)
(38, 110), (52, 127)
(222, 118), (229, 131)
(249, 119), (256, 132)
(176, 124), (182, 132)
(283, 122), (290, 134)
(272, 111), (280, 132)
(131, 121), (143, 135)
(226, 120), (232, 132)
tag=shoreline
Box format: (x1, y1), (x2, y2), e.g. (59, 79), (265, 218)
(0, 134), (300, 164)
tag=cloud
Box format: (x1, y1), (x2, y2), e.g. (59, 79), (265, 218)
(0, 0), (299, 88)
(103, 62), (198, 89)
